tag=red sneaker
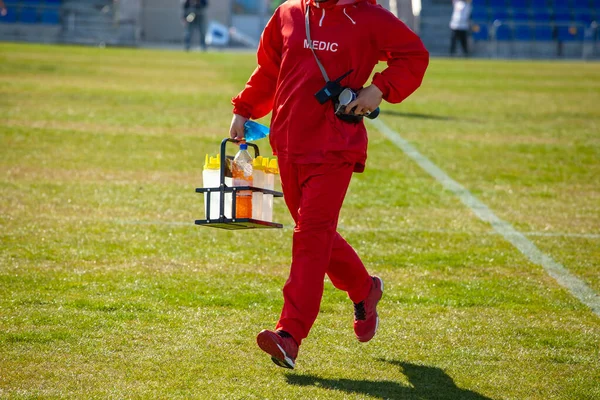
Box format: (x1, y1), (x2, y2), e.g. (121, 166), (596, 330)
(353, 276), (384, 342)
(256, 329), (299, 369)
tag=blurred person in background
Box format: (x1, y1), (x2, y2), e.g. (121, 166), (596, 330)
(1, 0), (7, 17)
(182, 0), (208, 51)
(449, 0), (472, 56)
(230, 0), (428, 369)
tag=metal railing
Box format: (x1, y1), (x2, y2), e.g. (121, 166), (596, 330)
(0, 2), (263, 48)
(0, 1), (127, 45)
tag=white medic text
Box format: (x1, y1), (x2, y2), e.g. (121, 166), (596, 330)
(304, 39), (339, 52)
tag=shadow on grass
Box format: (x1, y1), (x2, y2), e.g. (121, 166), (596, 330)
(286, 360), (492, 400)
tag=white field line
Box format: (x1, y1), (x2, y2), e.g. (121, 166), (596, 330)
(367, 118), (600, 317)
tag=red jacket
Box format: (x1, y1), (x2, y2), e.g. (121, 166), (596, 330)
(232, 0), (429, 172)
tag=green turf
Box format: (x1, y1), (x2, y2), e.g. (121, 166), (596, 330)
(1, 42), (599, 399)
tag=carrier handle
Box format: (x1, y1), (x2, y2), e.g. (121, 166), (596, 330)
(217, 138), (260, 218)
(219, 138), (260, 185)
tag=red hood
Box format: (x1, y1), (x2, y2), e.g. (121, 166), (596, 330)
(309, 0), (376, 9)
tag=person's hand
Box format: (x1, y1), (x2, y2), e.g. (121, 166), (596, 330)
(229, 113), (248, 141)
(345, 84), (383, 115)
(1, 8), (7, 16)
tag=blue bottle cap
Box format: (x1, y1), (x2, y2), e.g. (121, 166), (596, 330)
(240, 143), (248, 150)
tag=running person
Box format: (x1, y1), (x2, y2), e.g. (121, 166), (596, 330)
(230, 0), (429, 369)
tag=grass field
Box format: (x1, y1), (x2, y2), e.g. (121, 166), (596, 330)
(1, 42), (599, 399)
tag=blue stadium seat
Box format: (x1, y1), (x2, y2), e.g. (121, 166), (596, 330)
(572, 0), (590, 7)
(553, 8), (573, 22)
(19, 6), (38, 23)
(472, 0), (487, 7)
(515, 24), (534, 39)
(495, 24), (513, 40)
(489, 0), (507, 7)
(512, 9), (531, 20)
(533, 9), (552, 21)
(552, 0), (571, 7)
(492, 9), (510, 21)
(471, 8), (489, 22)
(41, 8), (60, 24)
(0, 6), (17, 23)
(531, 0), (549, 7)
(534, 25), (554, 40)
(592, 0), (600, 8)
(574, 11), (593, 24)
(511, 0), (530, 7)
(557, 25), (584, 40)
(472, 23), (490, 40)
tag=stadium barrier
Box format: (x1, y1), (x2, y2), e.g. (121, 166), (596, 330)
(0, 1), (261, 49)
(1, 0), (599, 59)
(0, 0), (123, 46)
(472, 19), (599, 59)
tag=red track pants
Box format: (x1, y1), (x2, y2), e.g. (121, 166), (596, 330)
(275, 162), (373, 345)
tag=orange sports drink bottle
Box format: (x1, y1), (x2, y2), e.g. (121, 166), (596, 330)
(232, 143), (253, 218)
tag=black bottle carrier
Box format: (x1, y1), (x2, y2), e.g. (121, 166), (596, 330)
(195, 138), (283, 230)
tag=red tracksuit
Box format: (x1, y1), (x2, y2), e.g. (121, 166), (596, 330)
(232, 0), (429, 345)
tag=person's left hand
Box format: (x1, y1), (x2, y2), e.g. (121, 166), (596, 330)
(345, 84), (383, 115)
(229, 113), (248, 141)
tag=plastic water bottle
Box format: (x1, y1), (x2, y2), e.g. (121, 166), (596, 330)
(202, 154), (221, 220)
(262, 158), (278, 222)
(244, 121), (270, 142)
(252, 156), (265, 220)
(224, 175), (233, 219)
(232, 143), (253, 218)
(261, 158), (271, 222)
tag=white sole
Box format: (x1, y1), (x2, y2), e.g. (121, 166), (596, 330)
(376, 276), (384, 293)
(375, 277), (382, 335)
(275, 343), (295, 369)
